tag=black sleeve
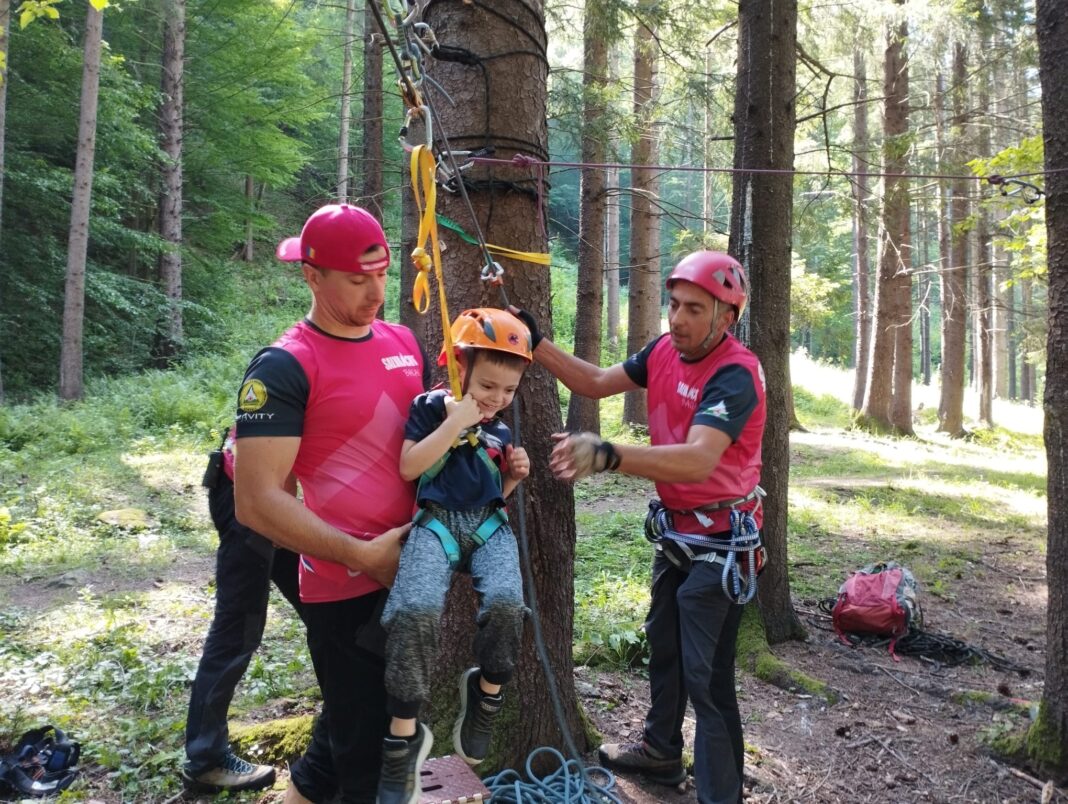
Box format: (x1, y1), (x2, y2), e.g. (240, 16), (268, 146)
(234, 347), (309, 438)
(404, 391), (445, 442)
(622, 334), (668, 388)
(691, 364), (758, 442)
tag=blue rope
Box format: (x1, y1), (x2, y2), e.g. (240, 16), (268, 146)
(482, 746), (623, 803)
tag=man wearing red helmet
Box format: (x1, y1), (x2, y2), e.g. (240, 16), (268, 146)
(231, 204), (429, 803)
(516, 250), (765, 804)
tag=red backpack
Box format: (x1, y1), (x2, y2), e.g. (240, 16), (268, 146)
(832, 562), (921, 658)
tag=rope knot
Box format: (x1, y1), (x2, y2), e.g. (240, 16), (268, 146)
(511, 153), (538, 167)
(411, 247), (432, 273)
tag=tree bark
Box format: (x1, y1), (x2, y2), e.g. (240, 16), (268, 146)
(728, 0), (804, 645)
(862, 3), (912, 436)
(1021, 275), (1033, 404)
(605, 45), (621, 358)
(359, 0), (383, 218)
(623, 7), (660, 427)
(337, 0), (355, 202)
(0, 0), (9, 404)
(974, 57), (993, 426)
(566, 0), (609, 434)
(421, 0), (586, 770)
(919, 201), (931, 386)
(851, 46), (872, 411)
(59, 4), (104, 401)
(156, 0), (185, 364)
(1032, 0), (1068, 780)
(242, 175), (255, 262)
(937, 42), (968, 437)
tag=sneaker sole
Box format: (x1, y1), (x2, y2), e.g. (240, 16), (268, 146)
(407, 723), (434, 804)
(179, 768), (276, 794)
(452, 667), (482, 765)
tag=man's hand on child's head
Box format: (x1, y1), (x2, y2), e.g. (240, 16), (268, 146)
(507, 305), (543, 349)
(506, 445), (530, 481)
(445, 392), (483, 430)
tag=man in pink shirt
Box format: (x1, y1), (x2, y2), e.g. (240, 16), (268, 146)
(234, 204), (428, 803)
(516, 251), (765, 804)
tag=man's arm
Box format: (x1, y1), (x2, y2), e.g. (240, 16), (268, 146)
(533, 338), (638, 399)
(550, 424), (731, 484)
(235, 435), (405, 586)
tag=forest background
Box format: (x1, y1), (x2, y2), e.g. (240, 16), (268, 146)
(0, 0), (1066, 801)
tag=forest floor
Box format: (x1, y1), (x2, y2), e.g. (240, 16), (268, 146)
(0, 355), (1054, 803)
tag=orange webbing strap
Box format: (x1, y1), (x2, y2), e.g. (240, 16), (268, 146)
(410, 144), (463, 400)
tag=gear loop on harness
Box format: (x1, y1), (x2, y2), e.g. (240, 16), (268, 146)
(644, 493), (765, 605)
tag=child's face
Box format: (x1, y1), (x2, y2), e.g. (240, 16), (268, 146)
(463, 356), (525, 420)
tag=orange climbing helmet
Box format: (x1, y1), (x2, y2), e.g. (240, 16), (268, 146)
(437, 307), (533, 366)
(666, 250), (748, 319)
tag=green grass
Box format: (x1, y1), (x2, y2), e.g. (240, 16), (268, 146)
(0, 317), (1049, 797)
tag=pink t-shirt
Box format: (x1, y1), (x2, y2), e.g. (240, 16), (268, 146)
(236, 319), (426, 602)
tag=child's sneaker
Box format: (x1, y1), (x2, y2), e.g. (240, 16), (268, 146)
(452, 667), (502, 765)
(376, 722), (433, 804)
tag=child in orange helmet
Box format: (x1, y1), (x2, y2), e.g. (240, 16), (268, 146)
(376, 308), (533, 804)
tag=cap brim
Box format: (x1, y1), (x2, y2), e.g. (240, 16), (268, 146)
(276, 236), (303, 262)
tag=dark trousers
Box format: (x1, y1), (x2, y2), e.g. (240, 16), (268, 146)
(643, 550), (746, 804)
(289, 590), (390, 804)
(184, 474), (311, 773)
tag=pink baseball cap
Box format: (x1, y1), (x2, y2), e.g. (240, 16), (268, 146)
(276, 204), (391, 273)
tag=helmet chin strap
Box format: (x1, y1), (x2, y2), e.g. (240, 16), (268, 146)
(689, 298), (722, 357)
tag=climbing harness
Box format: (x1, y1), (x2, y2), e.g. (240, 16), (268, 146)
(414, 439), (508, 570)
(644, 488), (766, 604)
(0, 725), (80, 798)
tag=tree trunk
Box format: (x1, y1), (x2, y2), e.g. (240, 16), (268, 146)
(0, 0), (9, 404)
(605, 162), (620, 358)
(359, 0), (383, 218)
(421, 0), (586, 770)
(623, 8), (660, 427)
(974, 57), (993, 426)
(566, 1), (609, 434)
(919, 201), (931, 386)
(885, 9), (913, 436)
(851, 47), (872, 411)
(937, 42), (968, 437)
(242, 175), (255, 262)
(1021, 275), (1034, 404)
(59, 4), (104, 401)
(862, 4), (912, 436)
(337, 0), (355, 202)
(974, 198), (993, 425)
(1032, 0), (1068, 780)
(156, 0), (185, 364)
(728, 0), (804, 645)
(703, 47), (715, 236)
(934, 69), (951, 399)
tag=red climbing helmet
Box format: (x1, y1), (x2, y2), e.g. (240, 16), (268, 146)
(666, 251), (748, 319)
(438, 308), (533, 366)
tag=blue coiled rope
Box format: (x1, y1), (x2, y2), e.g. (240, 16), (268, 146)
(482, 746), (622, 803)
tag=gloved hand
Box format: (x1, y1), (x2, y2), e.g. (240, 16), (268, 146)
(507, 305), (544, 349)
(549, 432), (621, 481)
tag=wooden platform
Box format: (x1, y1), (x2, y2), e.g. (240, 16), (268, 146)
(418, 754), (492, 803)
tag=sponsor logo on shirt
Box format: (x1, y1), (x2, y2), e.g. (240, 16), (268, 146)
(381, 354), (419, 371)
(702, 400), (730, 420)
(239, 379), (268, 412)
(676, 381), (699, 402)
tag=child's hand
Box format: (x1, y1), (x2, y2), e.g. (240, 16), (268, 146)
(506, 445), (530, 481)
(445, 393), (483, 430)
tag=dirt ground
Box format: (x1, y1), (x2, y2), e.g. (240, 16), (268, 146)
(575, 589), (1051, 804)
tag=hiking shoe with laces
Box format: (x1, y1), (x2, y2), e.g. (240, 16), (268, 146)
(376, 722), (433, 804)
(452, 667), (503, 765)
(180, 751), (275, 793)
(598, 740), (686, 786)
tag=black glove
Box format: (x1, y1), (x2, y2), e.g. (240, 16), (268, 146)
(508, 306), (544, 350)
